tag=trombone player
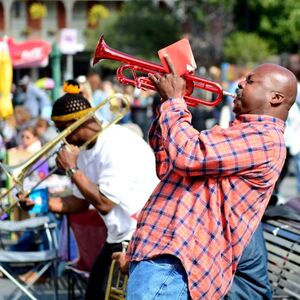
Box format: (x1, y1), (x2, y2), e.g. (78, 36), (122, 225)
(19, 79), (159, 300)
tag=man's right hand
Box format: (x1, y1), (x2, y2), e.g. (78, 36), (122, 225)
(17, 193), (35, 211)
(148, 55), (186, 101)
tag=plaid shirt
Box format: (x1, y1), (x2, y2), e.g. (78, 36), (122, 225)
(127, 98), (286, 299)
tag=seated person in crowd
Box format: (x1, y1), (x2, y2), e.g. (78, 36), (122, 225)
(17, 127), (42, 153)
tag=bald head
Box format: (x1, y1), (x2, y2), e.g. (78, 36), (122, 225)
(256, 63), (297, 107)
(234, 63), (297, 120)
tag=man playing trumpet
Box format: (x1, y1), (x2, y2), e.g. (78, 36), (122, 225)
(115, 58), (297, 299)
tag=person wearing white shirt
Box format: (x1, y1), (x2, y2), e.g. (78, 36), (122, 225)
(19, 80), (159, 299)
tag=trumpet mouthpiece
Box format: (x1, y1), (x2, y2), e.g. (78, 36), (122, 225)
(223, 91), (236, 98)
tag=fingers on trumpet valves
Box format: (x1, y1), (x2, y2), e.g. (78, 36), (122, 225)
(148, 73), (161, 85)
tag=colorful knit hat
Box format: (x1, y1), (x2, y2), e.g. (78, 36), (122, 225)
(51, 79), (92, 122)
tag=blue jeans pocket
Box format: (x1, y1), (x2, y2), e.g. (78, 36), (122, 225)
(127, 255), (190, 300)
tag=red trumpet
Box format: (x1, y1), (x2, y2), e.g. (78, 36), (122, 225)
(93, 35), (234, 107)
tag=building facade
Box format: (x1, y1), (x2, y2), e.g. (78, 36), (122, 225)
(0, 1), (121, 45)
(0, 1), (123, 81)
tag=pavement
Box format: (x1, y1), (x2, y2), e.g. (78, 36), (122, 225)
(278, 173), (298, 202)
(0, 275), (70, 299)
(0, 175), (298, 299)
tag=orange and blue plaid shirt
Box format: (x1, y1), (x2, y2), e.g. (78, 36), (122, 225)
(127, 98), (286, 299)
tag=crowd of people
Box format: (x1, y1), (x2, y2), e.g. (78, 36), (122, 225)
(0, 55), (299, 300)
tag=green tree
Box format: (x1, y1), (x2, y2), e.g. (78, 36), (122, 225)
(224, 32), (272, 65)
(171, 0), (236, 66)
(86, 1), (181, 69)
(235, 0), (300, 53)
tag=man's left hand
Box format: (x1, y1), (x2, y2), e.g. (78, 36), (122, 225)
(149, 55), (186, 101)
(112, 252), (129, 274)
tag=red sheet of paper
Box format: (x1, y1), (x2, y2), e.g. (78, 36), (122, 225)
(158, 38), (197, 76)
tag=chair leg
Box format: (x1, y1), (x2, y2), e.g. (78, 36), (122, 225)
(68, 270), (72, 300)
(68, 270), (76, 300)
(0, 265), (38, 300)
(51, 260), (59, 300)
(71, 273), (78, 299)
(12, 262), (51, 300)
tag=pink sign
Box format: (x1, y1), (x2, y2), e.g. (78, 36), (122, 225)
(0, 37), (51, 68)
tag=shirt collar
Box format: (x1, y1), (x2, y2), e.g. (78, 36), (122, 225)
(231, 114), (285, 132)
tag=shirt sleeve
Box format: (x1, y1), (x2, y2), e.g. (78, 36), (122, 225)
(148, 113), (172, 179)
(158, 98), (274, 177)
(33, 86), (51, 107)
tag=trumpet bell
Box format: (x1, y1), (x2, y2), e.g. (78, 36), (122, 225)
(93, 35), (165, 73)
(93, 35), (105, 66)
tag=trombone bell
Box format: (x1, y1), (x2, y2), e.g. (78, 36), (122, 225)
(0, 162), (23, 188)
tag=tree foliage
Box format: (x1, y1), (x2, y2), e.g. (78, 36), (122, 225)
(84, 0), (300, 71)
(171, 0), (236, 67)
(235, 0), (300, 53)
(224, 31), (272, 65)
(86, 1), (181, 69)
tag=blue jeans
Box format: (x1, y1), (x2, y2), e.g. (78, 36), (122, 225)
(127, 255), (190, 300)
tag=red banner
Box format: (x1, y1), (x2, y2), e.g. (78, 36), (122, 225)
(0, 38), (51, 69)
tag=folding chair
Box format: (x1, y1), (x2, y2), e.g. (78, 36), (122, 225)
(0, 216), (58, 300)
(64, 209), (107, 299)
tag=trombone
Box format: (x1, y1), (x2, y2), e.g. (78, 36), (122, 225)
(0, 93), (130, 216)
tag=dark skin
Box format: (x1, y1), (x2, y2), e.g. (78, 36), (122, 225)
(233, 63), (297, 121)
(19, 117), (116, 215)
(112, 56), (298, 274)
